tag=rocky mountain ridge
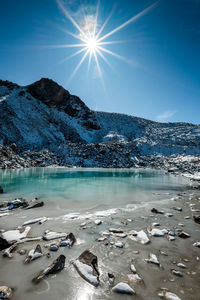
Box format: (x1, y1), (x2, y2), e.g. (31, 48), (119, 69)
(0, 78), (200, 170)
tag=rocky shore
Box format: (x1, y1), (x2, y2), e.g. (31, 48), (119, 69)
(0, 178), (200, 299)
(0, 143), (200, 181)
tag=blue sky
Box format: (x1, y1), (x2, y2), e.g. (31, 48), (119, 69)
(0, 0), (200, 124)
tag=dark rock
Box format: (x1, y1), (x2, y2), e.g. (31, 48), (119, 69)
(7, 198), (28, 210)
(171, 269), (183, 277)
(178, 231), (190, 238)
(32, 254), (66, 284)
(78, 250), (99, 276)
(0, 186), (3, 194)
(26, 201), (44, 210)
(151, 208), (164, 214)
(0, 237), (12, 251)
(108, 273), (115, 284)
(73, 250), (100, 286)
(0, 79), (19, 90)
(193, 215), (200, 224)
(10, 143), (18, 152)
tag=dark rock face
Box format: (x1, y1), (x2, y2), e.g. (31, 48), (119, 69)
(0, 79), (19, 90)
(27, 78), (100, 130)
(27, 78), (70, 107)
(0, 186), (3, 194)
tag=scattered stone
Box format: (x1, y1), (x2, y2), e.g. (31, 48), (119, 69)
(2, 243), (18, 258)
(130, 264), (137, 274)
(165, 213), (173, 217)
(2, 226), (31, 243)
(168, 235), (175, 241)
(177, 263), (186, 269)
(73, 250), (100, 287)
(94, 219), (102, 225)
(0, 237), (11, 251)
(132, 250), (139, 254)
(97, 237), (107, 242)
(108, 273), (115, 285)
(127, 273), (143, 283)
(168, 231), (175, 236)
(171, 269), (183, 277)
(178, 231), (190, 239)
(23, 217), (45, 226)
(193, 241), (200, 248)
(0, 286), (12, 299)
(184, 216), (190, 219)
(152, 222), (160, 227)
(49, 244), (59, 252)
(114, 233), (127, 238)
(80, 222), (86, 227)
(43, 230), (67, 241)
(24, 244), (42, 263)
(18, 249), (26, 255)
(115, 241), (124, 248)
(1, 198), (28, 211)
(193, 215), (200, 224)
(148, 227), (167, 237)
(173, 207), (182, 212)
(32, 254), (66, 284)
(112, 282), (135, 295)
(60, 233), (76, 247)
(151, 208), (164, 214)
(158, 290), (182, 300)
(129, 230), (150, 244)
(26, 201), (44, 210)
(159, 250), (168, 256)
(145, 253), (160, 266)
(109, 228), (124, 234)
(39, 217), (48, 224)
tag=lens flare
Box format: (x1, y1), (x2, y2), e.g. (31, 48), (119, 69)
(55, 0), (159, 84)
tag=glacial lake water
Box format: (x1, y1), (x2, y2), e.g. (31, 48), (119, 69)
(0, 168), (190, 215)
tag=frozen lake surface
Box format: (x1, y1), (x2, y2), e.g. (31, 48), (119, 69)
(1, 168), (198, 300)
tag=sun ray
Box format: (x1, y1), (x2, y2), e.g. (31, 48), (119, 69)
(53, 0), (159, 84)
(57, 0), (87, 39)
(97, 45), (133, 64)
(93, 50), (105, 89)
(98, 1), (159, 42)
(93, 0), (100, 37)
(87, 51), (92, 73)
(95, 6), (115, 40)
(67, 49), (89, 84)
(96, 48), (112, 68)
(98, 40), (133, 46)
(57, 47), (88, 65)
(54, 24), (87, 43)
(39, 43), (86, 49)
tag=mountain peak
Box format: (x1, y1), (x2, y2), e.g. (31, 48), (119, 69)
(27, 78), (70, 107)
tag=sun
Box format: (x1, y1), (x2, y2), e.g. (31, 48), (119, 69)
(86, 37), (98, 52)
(55, 0), (159, 84)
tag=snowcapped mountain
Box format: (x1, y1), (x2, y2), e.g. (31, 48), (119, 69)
(0, 78), (200, 163)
